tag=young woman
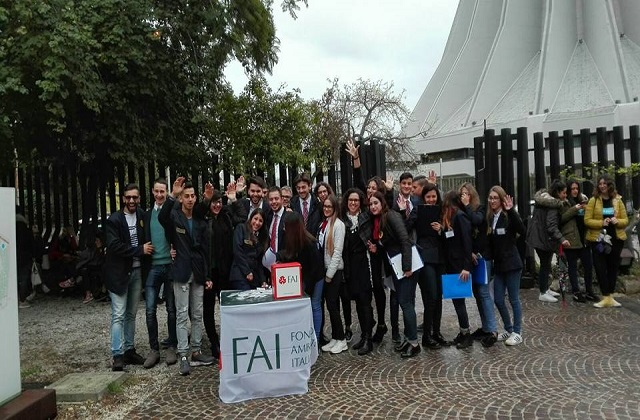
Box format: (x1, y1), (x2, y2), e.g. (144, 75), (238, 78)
(314, 182), (334, 204)
(459, 182), (498, 346)
(441, 190), (474, 350)
(318, 195), (347, 354)
(486, 186), (526, 346)
(584, 175), (628, 308)
(526, 180), (569, 303)
(559, 180), (593, 302)
(415, 183), (448, 349)
(341, 188), (374, 355)
(276, 212), (326, 340)
(229, 209), (268, 290)
(368, 191), (421, 358)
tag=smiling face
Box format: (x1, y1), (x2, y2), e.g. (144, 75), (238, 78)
(296, 181), (310, 200)
(424, 189), (438, 205)
(268, 190), (282, 212)
(569, 182), (580, 198)
(248, 182), (263, 206)
(488, 191), (502, 212)
(316, 186), (329, 202)
(209, 198), (223, 215)
(323, 199), (335, 218)
(598, 178), (610, 197)
(122, 189), (140, 213)
(153, 182), (167, 206)
(347, 192), (361, 215)
(369, 195), (383, 215)
(367, 181), (378, 198)
(400, 178), (413, 196)
(250, 213), (264, 232)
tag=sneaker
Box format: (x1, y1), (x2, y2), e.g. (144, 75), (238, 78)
(190, 352), (215, 366)
(455, 333), (473, 349)
(25, 290), (37, 303)
(400, 343), (421, 358)
(321, 339), (338, 352)
(165, 347), (178, 366)
(584, 291), (599, 302)
(18, 301), (31, 309)
(179, 356), (190, 376)
(505, 332), (523, 346)
(539, 293), (558, 303)
(123, 348), (145, 365)
(344, 328), (353, 342)
(611, 297), (622, 308)
(112, 355), (124, 372)
(42, 284), (50, 294)
(144, 350), (160, 369)
(497, 331), (511, 342)
(329, 340), (348, 354)
(546, 289), (560, 297)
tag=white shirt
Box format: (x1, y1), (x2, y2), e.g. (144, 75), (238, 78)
(269, 207), (285, 250)
(492, 210), (502, 231)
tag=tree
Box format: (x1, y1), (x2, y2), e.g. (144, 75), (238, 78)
(320, 78), (428, 162)
(0, 0), (307, 243)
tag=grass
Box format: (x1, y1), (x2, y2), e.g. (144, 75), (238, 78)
(21, 365), (43, 379)
(107, 382), (124, 394)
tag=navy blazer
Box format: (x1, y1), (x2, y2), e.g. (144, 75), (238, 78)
(104, 208), (147, 295)
(291, 196), (322, 234)
(391, 193), (419, 234)
(241, 198), (269, 219)
(488, 208), (525, 273)
(265, 208), (287, 252)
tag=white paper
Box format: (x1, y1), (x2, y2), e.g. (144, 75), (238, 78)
(262, 247), (277, 271)
(387, 246), (424, 279)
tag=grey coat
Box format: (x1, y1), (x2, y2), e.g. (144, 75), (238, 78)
(526, 190), (565, 252)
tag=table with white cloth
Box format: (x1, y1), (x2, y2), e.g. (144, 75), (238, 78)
(219, 290), (318, 403)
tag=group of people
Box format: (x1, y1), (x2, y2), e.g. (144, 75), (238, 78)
(101, 146), (629, 376)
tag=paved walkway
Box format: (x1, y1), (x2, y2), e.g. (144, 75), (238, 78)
(129, 289), (640, 419)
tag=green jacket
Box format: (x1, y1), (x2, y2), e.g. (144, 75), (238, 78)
(559, 201), (583, 249)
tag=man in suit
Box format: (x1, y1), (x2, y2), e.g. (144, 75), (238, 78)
(104, 183), (153, 371)
(290, 173), (322, 235)
(242, 176), (269, 220)
(265, 186), (287, 253)
(394, 172), (419, 235)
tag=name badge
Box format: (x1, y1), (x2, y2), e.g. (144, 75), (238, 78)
(496, 228), (506, 235)
(176, 227), (186, 234)
(602, 207), (614, 216)
(445, 230), (455, 239)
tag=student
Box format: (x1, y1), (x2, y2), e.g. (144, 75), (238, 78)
(159, 177), (214, 376)
(230, 209), (268, 290)
(486, 186), (526, 346)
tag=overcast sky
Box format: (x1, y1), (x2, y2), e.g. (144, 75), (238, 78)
(224, 1), (459, 111)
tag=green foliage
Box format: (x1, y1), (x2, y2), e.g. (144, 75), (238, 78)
(560, 162), (640, 182)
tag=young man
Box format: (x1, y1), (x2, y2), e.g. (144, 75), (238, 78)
(104, 183), (153, 371)
(291, 173), (321, 234)
(265, 186), (286, 252)
(143, 178), (178, 368)
(242, 176), (269, 220)
(159, 177), (214, 376)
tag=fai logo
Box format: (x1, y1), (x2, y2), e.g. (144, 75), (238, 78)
(278, 275), (286, 285)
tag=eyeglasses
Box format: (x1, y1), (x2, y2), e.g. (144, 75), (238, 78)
(488, 196), (500, 201)
(323, 205), (333, 209)
(211, 201), (223, 206)
(282, 195), (292, 199)
(348, 198), (360, 202)
(124, 195), (139, 201)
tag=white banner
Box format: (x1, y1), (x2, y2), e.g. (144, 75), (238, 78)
(219, 291), (318, 403)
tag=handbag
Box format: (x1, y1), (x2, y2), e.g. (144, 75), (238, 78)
(31, 260), (42, 286)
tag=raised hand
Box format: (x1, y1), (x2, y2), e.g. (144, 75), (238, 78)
(396, 194), (406, 211)
(345, 139), (360, 159)
(384, 175), (394, 191)
(172, 176), (185, 197)
(226, 182), (237, 202)
(503, 195), (514, 210)
(204, 182), (214, 201)
(236, 175), (246, 193)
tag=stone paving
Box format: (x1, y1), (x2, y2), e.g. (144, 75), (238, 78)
(128, 289), (640, 419)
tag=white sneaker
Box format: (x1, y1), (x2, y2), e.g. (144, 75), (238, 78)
(497, 331), (511, 342)
(539, 293), (558, 303)
(330, 340), (348, 354)
(321, 339), (338, 352)
(505, 332), (523, 346)
(546, 289), (560, 297)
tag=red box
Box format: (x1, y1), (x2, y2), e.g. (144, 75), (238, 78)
(271, 262), (303, 299)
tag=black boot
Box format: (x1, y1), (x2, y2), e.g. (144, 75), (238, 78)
(422, 334), (442, 350)
(371, 324), (388, 343)
(352, 334), (366, 350)
(455, 332), (473, 349)
(357, 334), (373, 355)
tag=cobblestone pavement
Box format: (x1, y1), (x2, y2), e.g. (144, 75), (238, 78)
(128, 289), (640, 419)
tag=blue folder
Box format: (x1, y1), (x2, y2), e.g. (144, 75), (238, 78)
(472, 257), (489, 285)
(441, 273), (473, 299)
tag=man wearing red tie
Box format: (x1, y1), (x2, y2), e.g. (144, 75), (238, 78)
(291, 173), (322, 235)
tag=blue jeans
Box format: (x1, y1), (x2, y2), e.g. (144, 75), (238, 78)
(494, 269), (522, 334)
(110, 268), (142, 357)
(174, 278), (205, 356)
(393, 273), (418, 344)
(472, 260), (497, 333)
(310, 279), (324, 341)
(145, 264), (176, 351)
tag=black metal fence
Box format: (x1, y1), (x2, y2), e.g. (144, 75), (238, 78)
(474, 125), (640, 219)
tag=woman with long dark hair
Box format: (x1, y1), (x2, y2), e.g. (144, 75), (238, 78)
(318, 194), (347, 354)
(276, 212), (325, 339)
(486, 186), (526, 346)
(415, 183), (448, 349)
(585, 174), (628, 308)
(341, 187), (374, 355)
(441, 190), (474, 349)
(368, 191), (421, 358)
(229, 208), (268, 290)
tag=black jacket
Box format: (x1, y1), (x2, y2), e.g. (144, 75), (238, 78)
(104, 208), (147, 295)
(442, 211), (473, 274)
(291, 196), (323, 235)
(277, 241), (324, 296)
(415, 205), (444, 265)
(342, 211), (372, 281)
(375, 211), (412, 273)
(265, 209), (287, 252)
(230, 224), (266, 288)
(158, 197), (209, 285)
(488, 208), (525, 273)
(205, 200), (245, 290)
(462, 204), (489, 256)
